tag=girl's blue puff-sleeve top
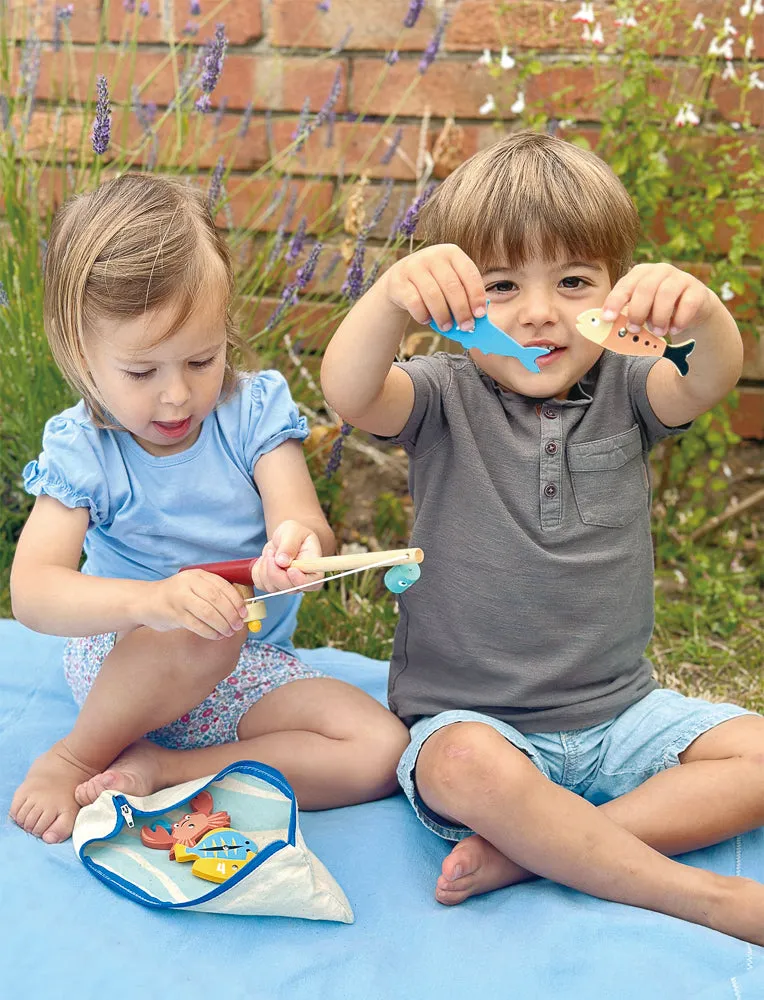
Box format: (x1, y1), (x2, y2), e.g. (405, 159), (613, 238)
(22, 371), (309, 650)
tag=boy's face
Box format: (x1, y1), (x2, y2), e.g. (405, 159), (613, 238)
(471, 256), (612, 399)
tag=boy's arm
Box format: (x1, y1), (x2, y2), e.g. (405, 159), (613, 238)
(602, 264), (744, 428)
(321, 244), (486, 437)
(320, 277), (417, 437)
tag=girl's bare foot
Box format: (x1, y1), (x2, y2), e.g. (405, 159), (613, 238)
(9, 741), (99, 844)
(435, 834), (536, 905)
(74, 738), (168, 806)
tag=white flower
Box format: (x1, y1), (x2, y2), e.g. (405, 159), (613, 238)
(692, 13), (705, 30)
(749, 70), (764, 89)
(674, 103), (700, 126)
(720, 281), (735, 300)
(730, 555), (744, 574)
(755, 0), (764, 14)
(511, 91), (526, 114)
(709, 36), (735, 59)
(591, 22), (605, 44)
(557, 118), (576, 129)
(723, 464), (733, 479)
(673, 569), (687, 586)
(572, 2), (595, 24)
(723, 17), (738, 36)
(581, 22), (591, 41)
(722, 60), (737, 80)
(731, 120), (742, 129)
(615, 13), (638, 27)
(744, 36), (755, 59)
(740, 1), (752, 13)
(477, 48), (492, 66)
(500, 47), (516, 69)
(479, 93), (496, 115)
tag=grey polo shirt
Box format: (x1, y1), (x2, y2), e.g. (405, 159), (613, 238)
(382, 351), (687, 733)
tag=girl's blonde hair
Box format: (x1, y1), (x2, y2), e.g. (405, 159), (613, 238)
(43, 173), (247, 426)
(419, 130), (640, 283)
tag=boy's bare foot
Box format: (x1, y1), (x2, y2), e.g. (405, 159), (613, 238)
(435, 834), (535, 905)
(74, 738), (167, 806)
(10, 741), (100, 844)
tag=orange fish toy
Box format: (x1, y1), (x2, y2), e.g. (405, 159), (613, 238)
(575, 309), (696, 375)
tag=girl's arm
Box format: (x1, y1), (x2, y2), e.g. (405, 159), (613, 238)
(10, 495), (155, 636)
(251, 438), (335, 592)
(11, 496), (248, 640)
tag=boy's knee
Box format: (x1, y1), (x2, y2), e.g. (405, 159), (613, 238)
(417, 722), (524, 798)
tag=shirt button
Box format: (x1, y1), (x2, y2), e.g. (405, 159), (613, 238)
(543, 408), (558, 419)
(543, 483), (557, 498)
(545, 441), (558, 455)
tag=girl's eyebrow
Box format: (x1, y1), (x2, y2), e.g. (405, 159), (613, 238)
(481, 261), (603, 277)
(116, 338), (226, 364)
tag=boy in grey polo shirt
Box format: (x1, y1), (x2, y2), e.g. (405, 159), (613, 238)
(321, 131), (764, 945)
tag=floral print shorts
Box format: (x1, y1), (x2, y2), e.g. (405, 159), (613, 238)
(63, 633), (325, 751)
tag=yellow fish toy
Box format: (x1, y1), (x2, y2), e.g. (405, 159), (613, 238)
(576, 309), (695, 375)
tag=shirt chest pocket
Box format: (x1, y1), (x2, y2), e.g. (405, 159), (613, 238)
(567, 424), (648, 528)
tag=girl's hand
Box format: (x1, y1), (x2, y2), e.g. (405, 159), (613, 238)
(141, 571), (248, 640)
(251, 521), (325, 594)
(382, 244), (487, 333)
(601, 263), (716, 338)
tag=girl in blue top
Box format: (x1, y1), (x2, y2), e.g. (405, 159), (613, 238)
(10, 174), (408, 845)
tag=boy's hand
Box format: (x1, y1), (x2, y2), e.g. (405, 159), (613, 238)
(251, 520), (325, 594)
(383, 244), (487, 333)
(601, 263), (716, 338)
(142, 571), (248, 640)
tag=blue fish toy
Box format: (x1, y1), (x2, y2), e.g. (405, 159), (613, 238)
(429, 302), (550, 373)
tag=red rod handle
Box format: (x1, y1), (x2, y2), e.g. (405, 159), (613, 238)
(180, 558), (258, 586)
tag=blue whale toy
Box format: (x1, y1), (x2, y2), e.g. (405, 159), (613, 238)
(429, 301), (550, 373)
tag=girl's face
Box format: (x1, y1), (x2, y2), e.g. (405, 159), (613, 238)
(84, 294), (228, 456)
(471, 255), (612, 399)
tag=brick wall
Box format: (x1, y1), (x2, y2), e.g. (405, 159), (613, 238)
(5, 0), (763, 436)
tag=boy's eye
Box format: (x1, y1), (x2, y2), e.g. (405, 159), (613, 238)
(124, 369), (155, 380)
(485, 280), (516, 293)
(560, 276), (590, 289)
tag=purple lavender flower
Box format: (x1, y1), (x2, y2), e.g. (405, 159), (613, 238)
(325, 109), (335, 148)
(419, 12), (449, 74)
(195, 23), (228, 113)
(403, 0), (424, 28)
(238, 101), (253, 138)
(19, 32), (42, 102)
(183, 21), (198, 35)
(53, 5), (74, 52)
(266, 190), (298, 270)
(0, 95), (10, 131)
(361, 259), (382, 296)
(386, 50), (399, 66)
(124, 0), (136, 11)
(207, 156), (225, 214)
(381, 126), (403, 165)
(325, 423), (353, 478)
(292, 96), (312, 152)
(317, 0), (331, 10)
(315, 67), (342, 128)
(320, 251), (342, 282)
(295, 241), (323, 289)
(0, 281), (9, 307)
(285, 218), (307, 264)
(397, 183), (436, 238)
(91, 75), (111, 155)
(213, 95), (229, 129)
(265, 282), (299, 333)
(341, 234), (366, 301)
(131, 86), (157, 133)
(265, 107), (274, 152)
(329, 26), (352, 55)
(190, 0), (201, 14)
(139, 1), (150, 15)
(368, 178), (394, 231)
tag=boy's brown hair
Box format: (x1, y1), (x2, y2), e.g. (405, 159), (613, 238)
(43, 173), (248, 427)
(419, 130), (640, 283)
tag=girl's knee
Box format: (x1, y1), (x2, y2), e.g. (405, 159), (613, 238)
(169, 628), (246, 683)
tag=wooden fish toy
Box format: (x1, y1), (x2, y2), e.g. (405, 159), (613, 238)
(174, 828), (259, 884)
(576, 309), (695, 375)
(430, 301), (550, 372)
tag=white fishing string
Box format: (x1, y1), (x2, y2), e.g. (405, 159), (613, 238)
(245, 553), (412, 604)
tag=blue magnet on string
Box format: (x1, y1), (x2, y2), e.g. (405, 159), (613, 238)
(384, 564), (421, 594)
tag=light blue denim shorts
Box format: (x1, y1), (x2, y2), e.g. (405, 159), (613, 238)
(397, 688), (754, 841)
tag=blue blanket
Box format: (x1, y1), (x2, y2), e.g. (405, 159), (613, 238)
(1, 618), (762, 999)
